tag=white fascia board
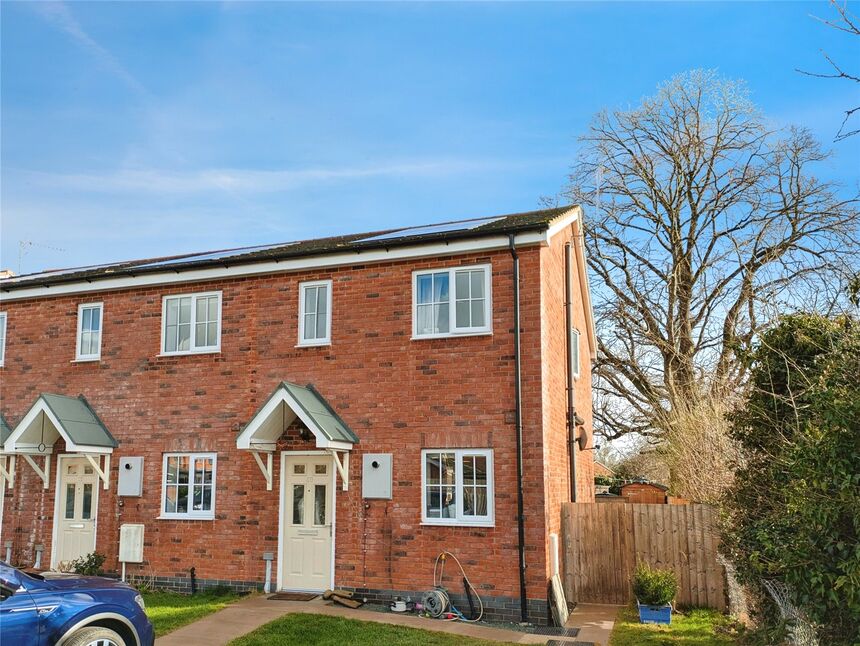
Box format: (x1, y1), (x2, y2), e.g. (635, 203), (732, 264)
(236, 391), (285, 450)
(1, 231), (548, 303)
(545, 206), (581, 240)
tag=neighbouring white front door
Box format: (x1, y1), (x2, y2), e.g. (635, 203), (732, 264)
(282, 454), (333, 591)
(56, 457), (99, 568)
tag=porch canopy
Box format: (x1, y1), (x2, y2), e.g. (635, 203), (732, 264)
(3, 394), (117, 489)
(236, 381), (359, 491)
(0, 415), (13, 487)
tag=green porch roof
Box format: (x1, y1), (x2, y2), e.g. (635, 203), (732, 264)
(0, 414), (11, 445)
(277, 382), (358, 444)
(38, 393), (118, 449)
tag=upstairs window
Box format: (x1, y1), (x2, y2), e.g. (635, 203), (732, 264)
(161, 292), (221, 355)
(413, 264), (491, 338)
(421, 449), (494, 526)
(298, 280), (332, 346)
(76, 303), (103, 361)
(0, 312), (6, 366)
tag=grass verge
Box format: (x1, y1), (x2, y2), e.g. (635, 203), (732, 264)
(229, 613), (511, 645)
(142, 590), (242, 636)
(609, 603), (739, 646)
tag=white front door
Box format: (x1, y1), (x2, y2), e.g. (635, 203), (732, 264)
(282, 454), (333, 591)
(56, 457), (99, 568)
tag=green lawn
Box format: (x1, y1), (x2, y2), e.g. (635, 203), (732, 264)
(142, 590), (242, 636)
(610, 604), (739, 646)
(229, 613), (512, 646)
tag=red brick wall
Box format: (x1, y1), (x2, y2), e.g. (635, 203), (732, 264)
(538, 222), (595, 582)
(0, 240), (592, 607)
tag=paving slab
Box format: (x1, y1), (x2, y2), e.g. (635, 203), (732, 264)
(565, 603), (622, 646)
(155, 594), (566, 645)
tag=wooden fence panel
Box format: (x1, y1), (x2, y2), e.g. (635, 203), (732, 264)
(560, 502), (726, 611)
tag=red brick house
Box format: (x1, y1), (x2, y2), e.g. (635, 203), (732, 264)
(0, 206), (595, 623)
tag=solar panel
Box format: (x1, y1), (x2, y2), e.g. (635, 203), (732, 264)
(357, 216), (504, 243)
(130, 242), (297, 269)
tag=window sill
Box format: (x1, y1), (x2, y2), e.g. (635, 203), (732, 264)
(156, 515), (215, 521)
(157, 349), (220, 357)
(420, 521), (495, 528)
(72, 357), (101, 363)
(295, 341), (331, 348)
(412, 330), (492, 341)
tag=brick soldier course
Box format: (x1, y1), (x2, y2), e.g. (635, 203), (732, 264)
(0, 206), (595, 624)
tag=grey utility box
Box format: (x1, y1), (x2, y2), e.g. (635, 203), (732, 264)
(362, 453), (392, 499)
(117, 457), (144, 496)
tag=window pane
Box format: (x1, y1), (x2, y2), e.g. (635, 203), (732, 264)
(470, 270), (485, 298)
(435, 303), (449, 333)
(65, 484), (76, 519)
(315, 464), (327, 475)
(207, 322), (217, 345)
(304, 286), (317, 314)
(178, 323), (191, 351)
(433, 273), (449, 302)
(208, 297), (218, 321)
(166, 457), (178, 484)
(90, 308), (101, 332)
(425, 453), (441, 485)
(314, 484), (326, 525)
(165, 486), (177, 513)
(196, 297), (207, 322)
(176, 456), (190, 484)
(195, 322), (207, 346)
(456, 271), (469, 298)
(202, 458), (213, 483)
(471, 299), (485, 328)
(426, 486), (442, 518)
(417, 275), (433, 304)
(316, 309), (327, 338)
(82, 483), (93, 519)
(455, 301), (470, 328)
(179, 298), (192, 325)
(176, 485), (189, 513)
(417, 304), (433, 335)
(441, 486), (456, 518)
(294, 464), (305, 474)
(316, 286), (327, 314)
(165, 325), (177, 352)
(292, 484), (304, 524)
(81, 331), (92, 355)
(201, 486), (212, 511)
(304, 313), (316, 340)
(472, 455), (487, 485)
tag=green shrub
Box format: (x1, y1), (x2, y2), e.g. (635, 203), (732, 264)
(68, 552), (106, 576)
(631, 562), (678, 606)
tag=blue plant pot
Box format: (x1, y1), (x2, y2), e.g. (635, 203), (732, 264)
(637, 600), (672, 624)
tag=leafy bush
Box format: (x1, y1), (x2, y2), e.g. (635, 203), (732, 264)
(68, 552), (106, 576)
(722, 314), (860, 645)
(632, 562), (678, 606)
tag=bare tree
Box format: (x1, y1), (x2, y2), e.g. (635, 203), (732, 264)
(566, 70), (859, 441)
(800, 1), (860, 140)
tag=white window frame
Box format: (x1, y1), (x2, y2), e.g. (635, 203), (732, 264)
(297, 279), (333, 347)
(75, 302), (103, 361)
(159, 452), (217, 520)
(571, 327), (581, 379)
(421, 448), (494, 527)
(160, 291), (222, 356)
(412, 263), (492, 339)
(0, 312), (6, 367)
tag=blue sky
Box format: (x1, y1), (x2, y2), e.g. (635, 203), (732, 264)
(2, 1), (858, 274)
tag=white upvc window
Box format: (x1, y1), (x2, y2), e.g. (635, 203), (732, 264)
(160, 453), (217, 520)
(298, 279), (332, 346)
(75, 303), (103, 361)
(421, 448), (494, 526)
(0, 312), (6, 367)
(161, 291), (221, 355)
(412, 264), (492, 339)
(571, 327), (581, 379)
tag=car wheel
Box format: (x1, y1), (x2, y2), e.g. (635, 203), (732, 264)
(62, 626), (127, 646)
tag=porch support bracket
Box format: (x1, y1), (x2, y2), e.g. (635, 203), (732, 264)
(84, 454), (111, 490)
(0, 455), (16, 488)
(22, 454), (51, 489)
(251, 450), (274, 491)
(330, 450), (350, 491)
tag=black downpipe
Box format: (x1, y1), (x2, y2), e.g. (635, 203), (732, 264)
(509, 234), (529, 624)
(565, 243), (578, 503)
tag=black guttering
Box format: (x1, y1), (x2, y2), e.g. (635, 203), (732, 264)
(508, 233), (529, 624)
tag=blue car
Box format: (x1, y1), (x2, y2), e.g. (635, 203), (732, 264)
(0, 562), (154, 646)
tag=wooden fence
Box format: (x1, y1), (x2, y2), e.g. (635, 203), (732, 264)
(560, 502), (726, 610)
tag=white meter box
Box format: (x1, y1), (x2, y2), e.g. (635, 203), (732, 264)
(362, 453), (392, 499)
(119, 523), (144, 563)
(118, 457), (144, 496)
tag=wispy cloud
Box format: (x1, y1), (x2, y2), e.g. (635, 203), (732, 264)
(15, 158), (534, 194)
(30, 1), (147, 95)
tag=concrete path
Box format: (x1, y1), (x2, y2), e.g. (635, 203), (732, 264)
(565, 603), (622, 645)
(155, 595), (621, 646)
